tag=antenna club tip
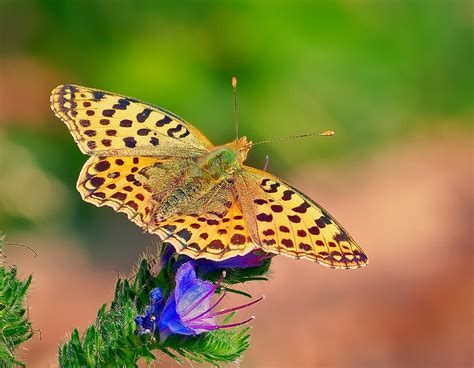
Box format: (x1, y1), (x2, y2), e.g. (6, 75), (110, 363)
(232, 76), (237, 87)
(320, 130), (335, 136)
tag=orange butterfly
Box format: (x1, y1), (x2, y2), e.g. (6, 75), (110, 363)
(51, 79), (367, 269)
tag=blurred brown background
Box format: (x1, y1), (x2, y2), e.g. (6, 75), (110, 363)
(1, 1), (472, 367)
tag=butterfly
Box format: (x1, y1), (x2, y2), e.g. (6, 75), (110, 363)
(50, 81), (368, 269)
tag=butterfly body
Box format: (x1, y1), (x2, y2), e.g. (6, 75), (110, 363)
(51, 84), (368, 269)
(153, 138), (249, 221)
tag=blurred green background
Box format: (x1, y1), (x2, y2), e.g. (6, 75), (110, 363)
(0, 1), (472, 366)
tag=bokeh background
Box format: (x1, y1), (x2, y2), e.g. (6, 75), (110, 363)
(1, 1), (472, 367)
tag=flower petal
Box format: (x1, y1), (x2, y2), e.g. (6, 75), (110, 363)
(174, 262), (198, 301)
(174, 263), (215, 319)
(159, 293), (195, 340)
(198, 250), (272, 271)
(150, 287), (163, 302)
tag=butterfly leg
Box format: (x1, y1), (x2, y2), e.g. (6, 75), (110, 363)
(262, 154), (270, 172)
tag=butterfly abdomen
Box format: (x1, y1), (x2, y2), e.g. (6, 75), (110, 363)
(155, 177), (204, 220)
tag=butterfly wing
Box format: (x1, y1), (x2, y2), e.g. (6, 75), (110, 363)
(51, 84), (215, 230)
(235, 166), (368, 269)
(51, 84), (213, 157)
(150, 202), (256, 260)
(78, 155), (192, 229)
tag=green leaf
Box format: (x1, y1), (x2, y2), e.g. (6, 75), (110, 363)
(0, 236), (34, 367)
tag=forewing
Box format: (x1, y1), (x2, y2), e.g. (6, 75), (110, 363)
(78, 155), (189, 230)
(150, 202), (256, 261)
(236, 167), (368, 269)
(51, 84), (213, 157)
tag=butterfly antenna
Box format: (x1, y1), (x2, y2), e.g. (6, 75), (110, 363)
(247, 130), (334, 148)
(232, 76), (239, 139)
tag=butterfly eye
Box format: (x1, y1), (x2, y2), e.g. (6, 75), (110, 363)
(226, 178), (235, 184)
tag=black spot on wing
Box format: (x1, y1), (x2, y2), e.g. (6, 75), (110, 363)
(264, 182), (280, 193)
(271, 204), (283, 212)
(137, 128), (150, 136)
(123, 137), (137, 148)
(261, 179), (280, 193)
(333, 231), (350, 243)
(113, 98), (130, 110)
(208, 239), (225, 250)
(111, 192), (127, 201)
(156, 116), (172, 127)
(90, 177), (105, 187)
(95, 160), (110, 172)
(231, 234), (246, 245)
(137, 108), (152, 122)
(92, 91), (105, 101)
(103, 109), (115, 117)
(282, 190), (295, 201)
(292, 201), (310, 213)
(176, 229), (192, 242)
(167, 124), (190, 138)
(120, 119), (133, 127)
(163, 225), (177, 233)
(257, 213), (273, 222)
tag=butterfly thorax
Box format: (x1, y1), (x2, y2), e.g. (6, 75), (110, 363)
(198, 146), (239, 178)
(154, 138), (251, 222)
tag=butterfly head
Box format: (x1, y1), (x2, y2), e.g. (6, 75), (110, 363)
(233, 136), (252, 164)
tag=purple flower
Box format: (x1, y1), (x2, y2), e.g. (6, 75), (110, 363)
(192, 249), (273, 273)
(134, 288), (165, 336)
(161, 245), (274, 276)
(158, 262), (263, 341)
(159, 243), (176, 268)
